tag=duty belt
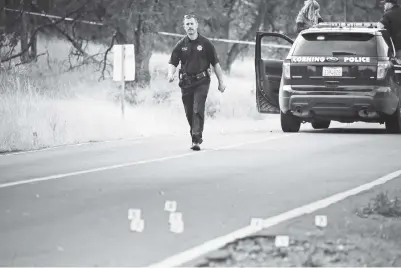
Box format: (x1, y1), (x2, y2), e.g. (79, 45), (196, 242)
(178, 69), (210, 88)
(187, 70), (209, 80)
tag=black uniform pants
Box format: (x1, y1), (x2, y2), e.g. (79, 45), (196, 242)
(181, 82), (210, 143)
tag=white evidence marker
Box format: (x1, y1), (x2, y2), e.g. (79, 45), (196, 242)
(130, 219), (145, 232)
(315, 215), (328, 228)
(170, 219), (185, 234)
(164, 201), (177, 213)
(169, 212), (183, 224)
(250, 218), (265, 229)
(275, 235), (290, 248)
(128, 209), (142, 220)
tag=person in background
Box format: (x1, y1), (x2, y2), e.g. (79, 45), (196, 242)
(167, 14), (226, 151)
(295, 0), (324, 33)
(378, 0), (401, 59)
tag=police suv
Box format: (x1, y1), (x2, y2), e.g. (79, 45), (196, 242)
(255, 22), (401, 133)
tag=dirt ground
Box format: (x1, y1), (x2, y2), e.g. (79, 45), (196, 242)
(188, 176), (401, 267)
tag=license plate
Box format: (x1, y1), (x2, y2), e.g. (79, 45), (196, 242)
(322, 67), (342, 77)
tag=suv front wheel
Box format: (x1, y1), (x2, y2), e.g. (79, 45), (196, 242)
(281, 111), (301, 132)
(385, 103), (401, 134)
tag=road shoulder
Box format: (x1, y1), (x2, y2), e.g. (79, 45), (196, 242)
(188, 176), (401, 267)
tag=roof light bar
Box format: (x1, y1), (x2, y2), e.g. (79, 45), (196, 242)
(313, 22), (379, 29)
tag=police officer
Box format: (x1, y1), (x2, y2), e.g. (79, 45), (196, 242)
(167, 14), (226, 151)
(378, 0), (401, 59)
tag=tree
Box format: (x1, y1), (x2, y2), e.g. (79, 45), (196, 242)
(1, 0), (387, 92)
(191, 0), (284, 73)
(1, 0), (98, 65)
(222, 0), (283, 73)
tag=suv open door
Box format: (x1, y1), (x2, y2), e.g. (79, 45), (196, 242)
(255, 32), (294, 113)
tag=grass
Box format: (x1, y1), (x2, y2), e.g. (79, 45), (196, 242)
(0, 35), (273, 153)
(191, 178), (401, 267)
(357, 191), (401, 218)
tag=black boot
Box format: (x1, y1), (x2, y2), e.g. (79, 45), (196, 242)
(191, 142), (200, 151)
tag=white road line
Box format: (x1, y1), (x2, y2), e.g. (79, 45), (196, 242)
(0, 137), (146, 157)
(147, 169), (401, 268)
(0, 134), (295, 189)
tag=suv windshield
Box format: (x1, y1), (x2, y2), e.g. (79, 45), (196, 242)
(292, 32), (377, 57)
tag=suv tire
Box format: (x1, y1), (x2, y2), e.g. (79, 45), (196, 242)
(281, 111), (301, 132)
(385, 103), (401, 134)
(312, 120), (331, 129)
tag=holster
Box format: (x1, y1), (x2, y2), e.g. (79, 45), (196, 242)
(178, 71), (191, 88)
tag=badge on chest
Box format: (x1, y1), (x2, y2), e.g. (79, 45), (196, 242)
(197, 45), (203, 51)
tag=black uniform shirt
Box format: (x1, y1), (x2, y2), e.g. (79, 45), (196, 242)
(169, 33), (219, 75)
(380, 5), (401, 50)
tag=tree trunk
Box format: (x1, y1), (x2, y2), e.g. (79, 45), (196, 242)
(224, 43), (249, 74)
(223, 1), (269, 73)
(123, 12), (155, 104)
(203, 0), (237, 72)
(0, 2), (5, 59)
(29, 30), (37, 60)
(214, 19), (230, 72)
(29, 13), (37, 60)
(20, 12), (30, 63)
(133, 26), (153, 88)
(20, 0), (38, 63)
(0, 1), (5, 34)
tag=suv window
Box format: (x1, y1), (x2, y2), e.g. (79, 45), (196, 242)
(291, 32), (377, 57)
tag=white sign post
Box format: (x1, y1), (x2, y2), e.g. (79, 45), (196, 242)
(113, 44), (135, 117)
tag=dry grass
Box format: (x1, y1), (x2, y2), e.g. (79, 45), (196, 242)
(0, 35), (273, 153)
(357, 191), (401, 218)
(193, 179), (401, 267)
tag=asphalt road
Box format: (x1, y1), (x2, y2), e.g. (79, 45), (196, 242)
(1, 118), (401, 267)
